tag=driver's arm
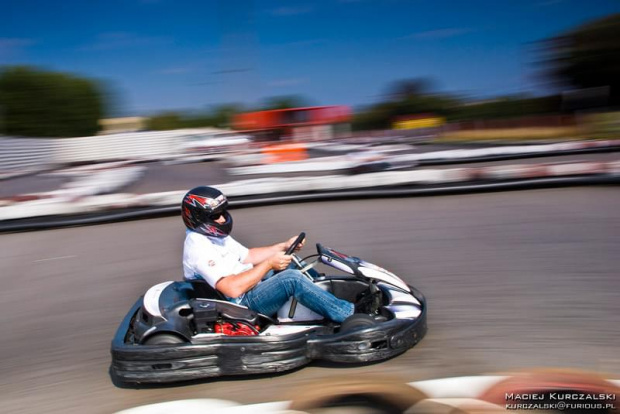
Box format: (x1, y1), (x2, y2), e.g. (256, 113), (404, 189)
(244, 242), (286, 265)
(243, 235), (305, 265)
(216, 252), (289, 298)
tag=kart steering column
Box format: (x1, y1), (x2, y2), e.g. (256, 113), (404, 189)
(284, 232), (305, 318)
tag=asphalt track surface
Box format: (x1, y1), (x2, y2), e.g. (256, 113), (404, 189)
(2, 188), (619, 414)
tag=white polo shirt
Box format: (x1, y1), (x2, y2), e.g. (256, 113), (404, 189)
(183, 229), (252, 303)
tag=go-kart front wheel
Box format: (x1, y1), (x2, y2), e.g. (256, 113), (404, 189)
(340, 314), (377, 333)
(143, 333), (187, 345)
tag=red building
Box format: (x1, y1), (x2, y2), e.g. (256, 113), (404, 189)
(233, 106), (351, 141)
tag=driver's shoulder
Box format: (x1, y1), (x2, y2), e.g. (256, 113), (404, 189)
(185, 231), (218, 249)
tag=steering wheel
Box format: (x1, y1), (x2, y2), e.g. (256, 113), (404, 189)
(274, 232), (306, 275)
(283, 232), (306, 318)
(285, 232), (306, 256)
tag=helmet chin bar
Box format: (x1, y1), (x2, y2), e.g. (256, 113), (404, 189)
(200, 211), (234, 238)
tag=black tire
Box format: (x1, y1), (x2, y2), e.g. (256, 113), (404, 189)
(340, 314), (377, 333)
(143, 333), (186, 345)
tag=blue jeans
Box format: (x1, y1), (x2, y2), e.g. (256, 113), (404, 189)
(240, 269), (354, 323)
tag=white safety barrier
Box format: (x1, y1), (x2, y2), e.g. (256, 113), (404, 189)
(53, 131), (186, 163)
(1, 130), (207, 178)
(0, 163), (146, 220)
(0, 136), (56, 177)
(228, 140), (620, 175)
(3, 134), (618, 180)
(1, 160), (619, 222)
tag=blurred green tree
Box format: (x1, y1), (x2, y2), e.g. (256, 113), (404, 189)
(259, 95), (312, 110)
(146, 103), (245, 130)
(352, 77), (564, 131)
(208, 103), (245, 128)
(385, 78), (436, 101)
(0, 66), (104, 137)
(145, 112), (184, 130)
(540, 13), (620, 106)
(450, 95), (562, 121)
(352, 78), (460, 130)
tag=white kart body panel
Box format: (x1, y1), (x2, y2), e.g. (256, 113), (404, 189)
(358, 265), (411, 292)
(277, 285), (327, 322)
(321, 253), (411, 293)
(382, 283), (422, 319)
(143, 281), (174, 318)
(320, 256), (354, 274)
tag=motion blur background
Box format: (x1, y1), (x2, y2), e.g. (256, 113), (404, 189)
(1, 1), (620, 414)
(1, 0), (620, 141)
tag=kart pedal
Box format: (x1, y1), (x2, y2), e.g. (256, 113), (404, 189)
(354, 288), (382, 314)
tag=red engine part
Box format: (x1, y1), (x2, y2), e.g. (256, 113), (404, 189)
(215, 322), (260, 336)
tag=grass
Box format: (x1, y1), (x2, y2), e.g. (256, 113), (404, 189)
(435, 127), (584, 143)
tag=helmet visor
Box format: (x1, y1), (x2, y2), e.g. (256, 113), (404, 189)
(207, 211), (226, 220)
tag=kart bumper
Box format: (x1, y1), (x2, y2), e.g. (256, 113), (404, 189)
(110, 297), (427, 384)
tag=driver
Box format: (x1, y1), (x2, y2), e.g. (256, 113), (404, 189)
(181, 186), (355, 323)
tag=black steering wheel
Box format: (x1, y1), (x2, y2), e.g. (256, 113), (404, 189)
(285, 232), (306, 256)
(283, 232), (306, 318)
(274, 232), (306, 276)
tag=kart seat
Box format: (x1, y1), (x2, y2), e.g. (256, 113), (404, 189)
(190, 281), (279, 325)
(191, 280), (227, 301)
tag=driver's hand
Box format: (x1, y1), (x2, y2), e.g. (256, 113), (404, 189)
(268, 251), (292, 271)
(284, 235), (305, 252)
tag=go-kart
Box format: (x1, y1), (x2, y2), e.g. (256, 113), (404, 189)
(110, 233), (427, 384)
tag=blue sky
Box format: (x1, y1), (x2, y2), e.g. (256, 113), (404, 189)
(2, 0), (619, 115)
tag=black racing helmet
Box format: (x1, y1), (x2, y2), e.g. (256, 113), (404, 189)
(181, 186), (233, 238)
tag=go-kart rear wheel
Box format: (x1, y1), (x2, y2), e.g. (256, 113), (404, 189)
(143, 333), (187, 345)
(340, 314), (377, 333)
